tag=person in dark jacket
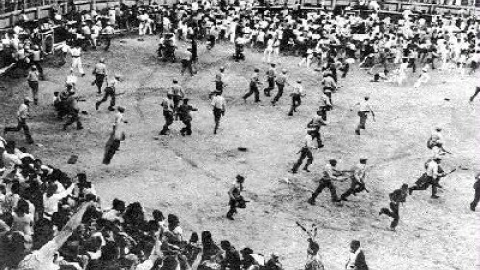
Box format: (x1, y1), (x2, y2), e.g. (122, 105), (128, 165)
(379, 184), (408, 230)
(220, 240), (241, 270)
(345, 240), (368, 270)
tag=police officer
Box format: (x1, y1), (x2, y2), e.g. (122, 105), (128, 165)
(263, 63), (276, 97)
(289, 133), (315, 174)
(177, 99), (197, 136)
(354, 96), (375, 135)
(306, 110), (327, 148)
(379, 184), (408, 231)
(340, 158), (369, 201)
(408, 157), (446, 199)
(92, 58), (107, 94)
(287, 80), (304, 116)
(4, 98), (34, 144)
(212, 66), (226, 97)
(470, 173), (480, 212)
(168, 79), (185, 115)
(211, 91), (226, 135)
(271, 69), (288, 106)
(103, 106), (126, 165)
(243, 68), (261, 103)
(159, 94), (175, 135)
(307, 159), (343, 205)
(95, 74), (117, 111)
(227, 175), (245, 220)
(63, 90), (83, 131)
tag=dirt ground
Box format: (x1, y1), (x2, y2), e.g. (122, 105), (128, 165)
(1, 35), (479, 270)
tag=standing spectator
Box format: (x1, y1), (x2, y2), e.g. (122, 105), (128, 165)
(70, 43), (85, 76)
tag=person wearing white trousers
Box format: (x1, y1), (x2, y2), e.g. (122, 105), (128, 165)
(70, 45), (85, 76)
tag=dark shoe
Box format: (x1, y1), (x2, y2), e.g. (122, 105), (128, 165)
(108, 107), (115, 111)
(287, 112), (293, 116)
(289, 169), (297, 174)
(226, 215), (234, 220)
(95, 103), (100, 111)
(27, 140), (34, 145)
(180, 129), (186, 136)
(318, 144), (324, 148)
(332, 198), (341, 203)
(159, 130), (167, 135)
(431, 195), (440, 199)
(408, 188), (413, 195)
(77, 126), (84, 130)
(341, 197), (348, 202)
(355, 129), (360, 135)
(379, 210), (382, 216)
(63, 125), (67, 131)
(254, 100), (261, 103)
(303, 167), (310, 172)
(470, 203), (476, 212)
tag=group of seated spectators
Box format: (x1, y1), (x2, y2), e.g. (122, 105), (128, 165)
(0, 138), (286, 270)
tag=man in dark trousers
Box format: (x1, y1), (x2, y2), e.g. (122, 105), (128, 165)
(211, 91), (226, 135)
(379, 184), (408, 231)
(469, 173), (480, 211)
(177, 99), (197, 136)
(354, 96), (375, 135)
(287, 80), (304, 116)
(95, 74), (118, 111)
(306, 110), (327, 148)
(340, 158), (369, 201)
(4, 98), (34, 144)
(180, 46), (194, 76)
(103, 107), (126, 165)
(345, 240), (368, 270)
(211, 66), (226, 97)
(271, 69), (288, 106)
(63, 90), (83, 131)
(289, 133), (315, 174)
(92, 58), (107, 94)
(263, 63), (276, 97)
(243, 68), (261, 103)
(307, 159), (344, 205)
(227, 175), (245, 220)
(409, 157), (448, 199)
(168, 79), (185, 116)
(159, 94), (175, 135)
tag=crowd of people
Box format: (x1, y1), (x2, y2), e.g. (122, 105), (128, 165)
(1, 0), (479, 268)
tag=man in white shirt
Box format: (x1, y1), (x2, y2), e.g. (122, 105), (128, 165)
(287, 80), (304, 116)
(211, 91), (226, 135)
(354, 96), (375, 135)
(308, 159), (344, 205)
(4, 98), (34, 144)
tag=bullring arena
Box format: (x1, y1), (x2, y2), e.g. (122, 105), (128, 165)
(0, 1), (479, 270)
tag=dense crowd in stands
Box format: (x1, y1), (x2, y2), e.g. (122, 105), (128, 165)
(0, 138), (294, 270)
